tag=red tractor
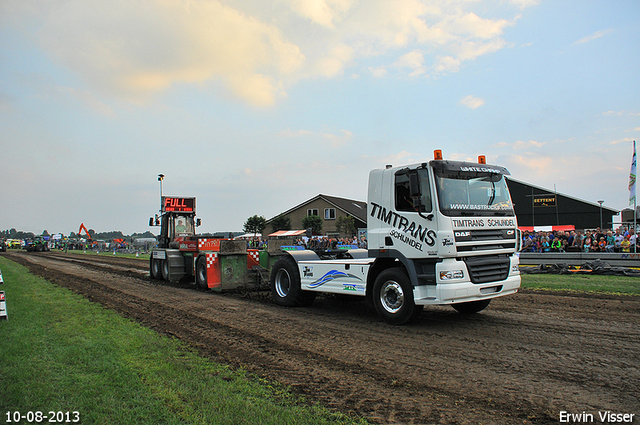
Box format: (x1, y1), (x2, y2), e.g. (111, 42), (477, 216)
(148, 197), (262, 290)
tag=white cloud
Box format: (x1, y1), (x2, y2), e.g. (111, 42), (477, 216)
(509, 0), (540, 8)
(574, 29), (613, 45)
(313, 43), (355, 78)
(609, 138), (635, 145)
(322, 129), (354, 148)
(442, 12), (513, 40)
(460, 95), (485, 109)
(276, 128), (314, 138)
(433, 55), (461, 73)
(392, 50), (426, 76)
(18, 0), (535, 105)
(37, 0), (306, 106)
(453, 38), (510, 62)
(287, 0), (355, 28)
(369, 66), (388, 78)
(513, 140), (546, 149)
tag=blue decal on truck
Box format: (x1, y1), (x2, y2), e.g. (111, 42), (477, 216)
(310, 270), (362, 288)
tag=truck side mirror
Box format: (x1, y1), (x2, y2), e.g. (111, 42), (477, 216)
(196, 218), (201, 227)
(149, 217), (154, 226)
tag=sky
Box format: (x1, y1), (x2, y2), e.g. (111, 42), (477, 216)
(1, 0), (639, 236)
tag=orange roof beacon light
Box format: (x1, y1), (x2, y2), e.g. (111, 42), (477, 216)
(434, 149), (443, 160)
(478, 155), (486, 164)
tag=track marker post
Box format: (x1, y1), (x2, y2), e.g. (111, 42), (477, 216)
(0, 269), (4, 284)
(0, 291), (8, 320)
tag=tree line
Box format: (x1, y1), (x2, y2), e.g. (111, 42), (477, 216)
(1, 228), (156, 241)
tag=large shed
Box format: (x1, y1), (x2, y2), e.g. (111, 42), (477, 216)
(506, 177), (619, 230)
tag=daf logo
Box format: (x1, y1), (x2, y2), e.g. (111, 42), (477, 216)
(454, 231), (470, 237)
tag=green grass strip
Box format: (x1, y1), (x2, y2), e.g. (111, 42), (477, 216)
(521, 273), (640, 295)
(0, 257), (367, 425)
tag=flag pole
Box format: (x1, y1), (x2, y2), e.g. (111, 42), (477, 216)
(631, 140), (637, 253)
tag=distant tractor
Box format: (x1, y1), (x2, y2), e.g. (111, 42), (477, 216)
(25, 235), (50, 252)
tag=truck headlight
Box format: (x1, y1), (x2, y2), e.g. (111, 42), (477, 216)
(440, 270), (464, 280)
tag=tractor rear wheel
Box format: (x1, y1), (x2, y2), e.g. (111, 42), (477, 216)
(195, 256), (209, 289)
(161, 259), (170, 281)
(149, 257), (163, 280)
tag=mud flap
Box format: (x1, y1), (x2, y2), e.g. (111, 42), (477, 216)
(247, 249), (260, 270)
(206, 253), (222, 289)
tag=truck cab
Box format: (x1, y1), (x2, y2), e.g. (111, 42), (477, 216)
(270, 151), (521, 324)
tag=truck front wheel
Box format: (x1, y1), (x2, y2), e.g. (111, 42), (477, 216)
(452, 299), (491, 314)
(373, 268), (423, 325)
(270, 256), (316, 307)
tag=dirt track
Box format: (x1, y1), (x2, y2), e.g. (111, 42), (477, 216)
(4, 251), (639, 424)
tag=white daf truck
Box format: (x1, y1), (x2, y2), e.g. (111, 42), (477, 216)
(270, 150), (521, 324)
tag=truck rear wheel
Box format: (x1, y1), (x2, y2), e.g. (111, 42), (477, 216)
(452, 299), (491, 314)
(270, 256), (316, 307)
(196, 256), (208, 290)
(373, 268), (423, 325)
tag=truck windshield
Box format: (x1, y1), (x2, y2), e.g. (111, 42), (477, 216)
(434, 170), (513, 216)
(174, 215), (195, 236)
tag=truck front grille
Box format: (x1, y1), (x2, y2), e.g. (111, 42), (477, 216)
(463, 255), (510, 284)
(454, 229), (516, 253)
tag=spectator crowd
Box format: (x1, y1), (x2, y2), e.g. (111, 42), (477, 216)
(521, 227), (637, 253)
(245, 236), (368, 250)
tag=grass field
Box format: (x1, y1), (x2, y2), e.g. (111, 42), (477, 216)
(520, 272), (640, 295)
(0, 257), (366, 425)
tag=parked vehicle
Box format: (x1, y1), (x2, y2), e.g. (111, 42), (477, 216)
(25, 235), (51, 252)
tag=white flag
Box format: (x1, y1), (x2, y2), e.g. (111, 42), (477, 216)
(629, 140), (636, 206)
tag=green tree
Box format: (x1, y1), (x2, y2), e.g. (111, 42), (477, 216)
(335, 215), (356, 237)
(270, 215), (292, 233)
(243, 215), (267, 234)
(301, 215), (323, 234)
